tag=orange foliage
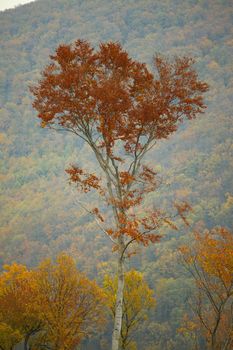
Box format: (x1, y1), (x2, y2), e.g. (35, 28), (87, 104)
(31, 40), (208, 248)
(0, 256), (106, 350)
(180, 227), (233, 350)
(35, 254), (106, 349)
(31, 40), (208, 156)
(66, 165), (101, 193)
(0, 264), (42, 349)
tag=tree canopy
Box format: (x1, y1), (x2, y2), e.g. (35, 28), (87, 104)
(0, 255), (106, 350)
(180, 227), (233, 350)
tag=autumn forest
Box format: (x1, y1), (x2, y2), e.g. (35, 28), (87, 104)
(0, 0), (232, 349)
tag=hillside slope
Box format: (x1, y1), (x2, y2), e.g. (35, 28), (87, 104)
(0, 1), (232, 347)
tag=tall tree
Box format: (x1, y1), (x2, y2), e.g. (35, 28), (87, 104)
(31, 39), (208, 350)
(180, 227), (233, 350)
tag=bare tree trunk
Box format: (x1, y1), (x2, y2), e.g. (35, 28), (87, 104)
(111, 240), (125, 350)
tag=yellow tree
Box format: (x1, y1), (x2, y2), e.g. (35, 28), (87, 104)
(0, 323), (22, 350)
(104, 270), (155, 349)
(180, 227), (233, 350)
(34, 254), (106, 350)
(0, 264), (42, 350)
(0, 256), (106, 350)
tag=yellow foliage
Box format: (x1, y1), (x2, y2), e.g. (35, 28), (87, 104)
(34, 254), (106, 349)
(0, 255), (106, 350)
(195, 228), (233, 285)
(40, 120), (47, 128)
(104, 270), (155, 349)
(223, 193), (233, 210)
(0, 322), (22, 350)
(207, 60), (219, 70)
(180, 227), (233, 348)
(0, 263), (41, 329)
(0, 132), (10, 145)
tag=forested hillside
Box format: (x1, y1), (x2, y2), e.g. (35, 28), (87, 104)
(0, 0), (232, 349)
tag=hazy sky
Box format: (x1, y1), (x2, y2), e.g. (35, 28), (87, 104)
(0, 0), (36, 11)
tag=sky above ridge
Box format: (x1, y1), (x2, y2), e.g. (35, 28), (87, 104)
(0, 0), (36, 11)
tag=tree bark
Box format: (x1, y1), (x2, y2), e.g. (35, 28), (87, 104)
(24, 333), (30, 350)
(111, 240), (125, 350)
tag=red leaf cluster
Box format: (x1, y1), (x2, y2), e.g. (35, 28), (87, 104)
(66, 165), (100, 193)
(119, 171), (135, 186)
(174, 201), (192, 226)
(106, 211), (162, 246)
(31, 40), (208, 159)
(92, 207), (104, 222)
